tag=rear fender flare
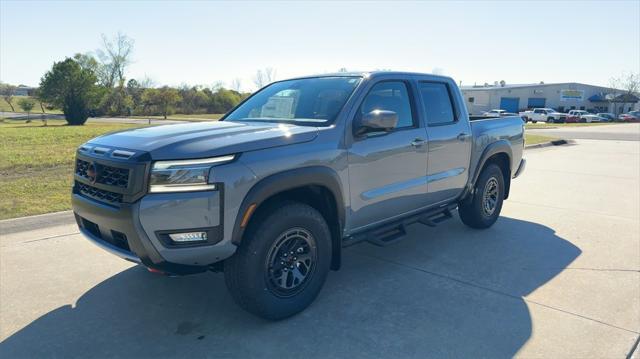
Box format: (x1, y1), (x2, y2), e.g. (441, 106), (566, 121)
(463, 140), (512, 200)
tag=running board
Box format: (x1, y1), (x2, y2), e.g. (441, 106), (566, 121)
(342, 204), (457, 248)
(366, 224), (407, 247)
(418, 208), (453, 227)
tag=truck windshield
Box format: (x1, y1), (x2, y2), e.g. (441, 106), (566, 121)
(224, 77), (361, 125)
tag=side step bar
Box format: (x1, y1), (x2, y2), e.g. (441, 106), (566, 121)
(342, 204), (457, 248)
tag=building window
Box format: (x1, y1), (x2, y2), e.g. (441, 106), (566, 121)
(580, 106), (585, 110)
(468, 97), (474, 103)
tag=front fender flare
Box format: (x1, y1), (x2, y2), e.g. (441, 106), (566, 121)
(230, 166), (345, 246)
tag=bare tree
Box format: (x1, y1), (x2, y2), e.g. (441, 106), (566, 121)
(211, 81), (224, 91)
(609, 72), (639, 114)
(138, 76), (156, 89)
(96, 32), (134, 88)
(264, 67), (276, 83)
(0, 83), (16, 112)
(253, 67), (277, 89)
(253, 70), (266, 89)
(230, 78), (242, 92)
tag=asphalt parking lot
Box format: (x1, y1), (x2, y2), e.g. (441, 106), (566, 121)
(1, 124), (639, 358)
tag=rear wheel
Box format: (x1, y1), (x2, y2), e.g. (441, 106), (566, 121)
(459, 164), (504, 229)
(547, 117), (555, 123)
(224, 202), (331, 320)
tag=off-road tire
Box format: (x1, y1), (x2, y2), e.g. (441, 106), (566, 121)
(458, 164), (504, 229)
(224, 202), (331, 320)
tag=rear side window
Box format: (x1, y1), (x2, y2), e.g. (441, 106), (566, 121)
(419, 82), (456, 125)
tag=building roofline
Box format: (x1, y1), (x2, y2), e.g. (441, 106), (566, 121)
(460, 82), (618, 91)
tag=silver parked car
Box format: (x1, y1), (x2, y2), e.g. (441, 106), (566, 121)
(596, 113), (615, 122)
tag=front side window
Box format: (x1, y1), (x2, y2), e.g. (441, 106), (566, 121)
(225, 77), (361, 125)
(419, 82), (456, 125)
(360, 81), (415, 128)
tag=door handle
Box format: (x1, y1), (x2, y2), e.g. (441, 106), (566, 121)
(410, 138), (426, 147)
(457, 133), (469, 141)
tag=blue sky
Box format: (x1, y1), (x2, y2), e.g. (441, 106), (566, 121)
(1, 0), (638, 90)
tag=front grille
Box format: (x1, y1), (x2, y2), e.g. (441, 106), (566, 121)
(76, 159), (130, 189)
(76, 181), (123, 204)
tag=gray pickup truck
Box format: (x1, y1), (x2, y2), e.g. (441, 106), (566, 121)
(72, 72), (525, 319)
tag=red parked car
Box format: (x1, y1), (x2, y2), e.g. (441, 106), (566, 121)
(618, 111), (640, 122)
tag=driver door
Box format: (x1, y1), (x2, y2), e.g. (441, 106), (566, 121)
(347, 80), (429, 230)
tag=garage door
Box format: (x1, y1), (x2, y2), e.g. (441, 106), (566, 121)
(499, 97), (520, 112)
(527, 98), (546, 108)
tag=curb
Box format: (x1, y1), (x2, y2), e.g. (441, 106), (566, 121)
(0, 210), (75, 235)
(525, 139), (573, 149)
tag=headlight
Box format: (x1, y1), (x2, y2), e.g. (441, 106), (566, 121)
(149, 155), (235, 193)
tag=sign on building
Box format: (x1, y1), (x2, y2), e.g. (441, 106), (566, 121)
(560, 89), (584, 101)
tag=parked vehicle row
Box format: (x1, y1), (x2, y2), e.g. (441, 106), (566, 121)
(484, 107), (639, 124)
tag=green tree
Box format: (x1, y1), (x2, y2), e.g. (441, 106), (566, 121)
(142, 87), (181, 119)
(17, 98), (35, 121)
(0, 83), (16, 111)
(179, 85), (208, 114)
(206, 88), (242, 113)
(126, 79), (144, 114)
(38, 58), (99, 125)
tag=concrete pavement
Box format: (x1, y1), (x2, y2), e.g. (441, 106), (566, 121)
(1, 137), (639, 357)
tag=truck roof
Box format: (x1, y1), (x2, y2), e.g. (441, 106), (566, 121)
(284, 71), (454, 82)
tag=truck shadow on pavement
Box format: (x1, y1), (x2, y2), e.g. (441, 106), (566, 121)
(1, 216), (580, 358)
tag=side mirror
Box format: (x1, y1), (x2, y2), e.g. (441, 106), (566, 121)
(354, 110), (398, 137)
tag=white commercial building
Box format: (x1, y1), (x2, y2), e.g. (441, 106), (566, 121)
(461, 82), (639, 115)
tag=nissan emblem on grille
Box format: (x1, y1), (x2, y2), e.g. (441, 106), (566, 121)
(75, 158), (130, 189)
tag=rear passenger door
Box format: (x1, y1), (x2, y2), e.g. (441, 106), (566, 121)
(418, 81), (472, 204)
(347, 80), (429, 230)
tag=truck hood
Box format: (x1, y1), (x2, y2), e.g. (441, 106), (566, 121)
(86, 120), (319, 160)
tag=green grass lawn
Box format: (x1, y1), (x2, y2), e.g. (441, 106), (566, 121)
(0, 96), (62, 114)
(525, 122), (618, 130)
(0, 120), (144, 219)
(525, 134), (559, 145)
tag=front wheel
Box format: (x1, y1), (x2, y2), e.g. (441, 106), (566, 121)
(547, 117), (554, 123)
(224, 202), (331, 320)
(458, 164), (504, 229)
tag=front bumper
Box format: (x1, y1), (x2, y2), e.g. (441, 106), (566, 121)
(73, 191), (237, 275)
